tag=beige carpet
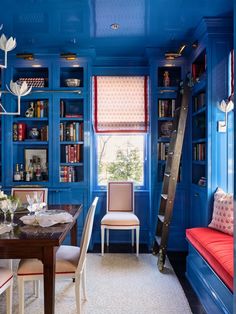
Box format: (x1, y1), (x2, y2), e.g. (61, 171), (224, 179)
(0, 253), (192, 314)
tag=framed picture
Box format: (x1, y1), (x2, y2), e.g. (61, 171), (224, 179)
(24, 148), (48, 181)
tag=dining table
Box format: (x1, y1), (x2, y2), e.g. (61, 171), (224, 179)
(0, 204), (83, 314)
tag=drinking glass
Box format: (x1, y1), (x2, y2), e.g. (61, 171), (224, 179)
(1, 201), (9, 224)
(26, 194), (35, 215)
(8, 199), (19, 227)
(34, 191), (42, 203)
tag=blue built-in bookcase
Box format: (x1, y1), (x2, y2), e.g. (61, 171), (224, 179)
(1, 55), (92, 241)
(149, 55), (190, 251)
(188, 17), (233, 229)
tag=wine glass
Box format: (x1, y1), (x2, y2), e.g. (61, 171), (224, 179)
(26, 194), (35, 215)
(1, 200), (9, 224)
(34, 191), (43, 204)
(7, 199), (19, 227)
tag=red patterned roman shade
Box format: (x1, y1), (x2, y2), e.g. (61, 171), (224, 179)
(93, 76), (148, 133)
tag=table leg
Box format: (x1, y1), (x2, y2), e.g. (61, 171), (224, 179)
(42, 247), (56, 314)
(71, 220), (78, 246)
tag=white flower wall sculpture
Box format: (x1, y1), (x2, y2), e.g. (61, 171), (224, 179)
(0, 34), (16, 68)
(218, 98), (234, 129)
(5, 81), (32, 115)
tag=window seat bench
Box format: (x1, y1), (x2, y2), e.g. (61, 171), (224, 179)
(186, 227), (233, 314)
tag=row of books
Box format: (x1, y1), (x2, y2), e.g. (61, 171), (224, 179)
(60, 100), (83, 118)
(13, 123), (48, 141)
(60, 166), (81, 182)
(62, 144), (82, 163)
(158, 142), (169, 160)
(193, 93), (205, 112)
(193, 143), (206, 161)
(60, 122), (83, 142)
(158, 99), (176, 118)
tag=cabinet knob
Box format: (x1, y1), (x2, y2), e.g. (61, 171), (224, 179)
(194, 193), (199, 197)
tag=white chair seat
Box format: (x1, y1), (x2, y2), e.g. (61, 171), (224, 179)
(18, 245), (80, 276)
(101, 212), (139, 226)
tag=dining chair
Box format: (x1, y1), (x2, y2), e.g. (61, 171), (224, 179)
(11, 187), (48, 206)
(0, 266), (13, 314)
(101, 181), (140, 256)
(17, 197), (98, 314)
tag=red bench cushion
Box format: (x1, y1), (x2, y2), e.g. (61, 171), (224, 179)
(186, 227), (233, 291)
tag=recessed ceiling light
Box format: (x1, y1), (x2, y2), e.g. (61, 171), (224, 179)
(110, 23), (120, 30)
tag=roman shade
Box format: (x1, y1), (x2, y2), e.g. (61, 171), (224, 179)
(93, 76), (148, 133)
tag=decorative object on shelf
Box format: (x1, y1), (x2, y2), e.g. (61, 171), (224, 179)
(0, 27), (32, 115)
(28, 127), (40, 140)
(65, 78), (81, 87)
(160, 121), (173, 137)
(163, 71), (170, 87)
(24, 148), (48, 182)
(25, 102), (34, 117)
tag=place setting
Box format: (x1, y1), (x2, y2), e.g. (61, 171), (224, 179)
(19, 192), (73, 227)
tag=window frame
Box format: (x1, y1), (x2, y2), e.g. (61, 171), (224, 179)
(91, 72), (150, 191)
(93, 132), (149, 191)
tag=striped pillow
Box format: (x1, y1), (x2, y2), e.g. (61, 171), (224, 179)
(208, 188), (234, 235)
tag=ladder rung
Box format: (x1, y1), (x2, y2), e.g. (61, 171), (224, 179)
(168, 151), (174, 155)
(158, 214), (164, 223)
(164, 172), (171, 177)
(161, 194), (168, 200)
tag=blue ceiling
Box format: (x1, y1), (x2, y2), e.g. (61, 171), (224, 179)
(0, 0), (233, 58)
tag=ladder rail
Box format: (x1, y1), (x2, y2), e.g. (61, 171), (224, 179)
(153, 84), (190, 271)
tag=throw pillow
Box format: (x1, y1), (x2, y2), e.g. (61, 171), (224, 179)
(208, 188), (234, 235)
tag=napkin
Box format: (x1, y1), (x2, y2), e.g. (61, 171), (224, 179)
(0, 224), (13, 235)
(20, 211), (73, 227)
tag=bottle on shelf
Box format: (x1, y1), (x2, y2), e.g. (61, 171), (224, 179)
(14, 164), (21, 181)
(35, 158), (42, 181)
(28, 159), (34, 181)
(19, 163), (25, 181)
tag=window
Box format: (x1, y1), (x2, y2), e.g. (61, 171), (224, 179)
(93, 76), (149, 187)
(97, 134), (145, 185)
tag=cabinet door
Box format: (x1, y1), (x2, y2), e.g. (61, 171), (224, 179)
(190, 188), (208, 227)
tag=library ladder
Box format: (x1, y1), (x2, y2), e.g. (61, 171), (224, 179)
(153, 83), (190, 271)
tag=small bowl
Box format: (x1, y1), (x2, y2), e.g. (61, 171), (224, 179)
(65, 79), (81, 87)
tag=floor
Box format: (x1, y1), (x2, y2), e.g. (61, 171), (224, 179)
(92, 243), (207, 314)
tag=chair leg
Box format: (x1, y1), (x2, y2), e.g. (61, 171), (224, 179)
(18, 277), (25, 314)
(6, 282), (13, 314)
(101, 226), (105, 256)
(33, 280), (40, 298)
(136, 226), (140, 256)
(131, 229), (134, 246)
(81, 263), (87, 301)
(106, 229), (109, 247)
(75, 274), (82, 314)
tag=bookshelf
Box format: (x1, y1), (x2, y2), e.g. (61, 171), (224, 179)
(59, 98), (84, 183)
(191, 55), (207, 187)
(12, 97), (50, 183)
(157, 66), (181, 182)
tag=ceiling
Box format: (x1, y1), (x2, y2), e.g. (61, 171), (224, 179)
(0, 0), (233, 58)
